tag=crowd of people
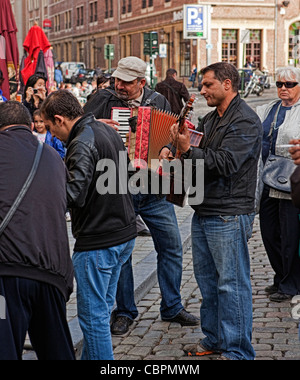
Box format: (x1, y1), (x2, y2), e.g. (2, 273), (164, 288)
(0, 56), (300, 361)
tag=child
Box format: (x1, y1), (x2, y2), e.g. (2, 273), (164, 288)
(33, 110), (71, 222)
(33, 109), (65, 159)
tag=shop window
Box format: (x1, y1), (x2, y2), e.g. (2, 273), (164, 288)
(245, 30), (261, 69)
(289, 21), (300, 66)
(222, 29), (237, 67)
(179, 32), (190, 77)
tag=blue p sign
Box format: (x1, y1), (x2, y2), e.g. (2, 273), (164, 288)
(184, 5), (208, 39)
(187, 7), (203, 28)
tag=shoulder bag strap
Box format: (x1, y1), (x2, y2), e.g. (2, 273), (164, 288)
(0, 141), (43, 237)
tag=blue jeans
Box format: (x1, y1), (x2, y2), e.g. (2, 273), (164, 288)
(72, 239), (135, 360)
(115, 194), (184, 319)
(191, 213), (255, 360)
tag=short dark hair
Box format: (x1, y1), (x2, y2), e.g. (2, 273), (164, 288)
(24, 74), (47, 94)
(201, 62), (240, 92)
(0, 101), (32, 129)
(97, 73), (111, 87)
(166, 68), (177, 77)
(39, 89), (84, 123)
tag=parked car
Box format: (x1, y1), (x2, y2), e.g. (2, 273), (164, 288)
(60, 62), (86, 82)
(70, 68), (96, 84)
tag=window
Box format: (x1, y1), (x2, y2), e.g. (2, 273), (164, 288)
(245, 30), (261, 69)
(142, 0), (147, 9)
(222, 29), (238, 67)
(179, 32), (190, 77)
(122, 0), (126, 14)
(77, 6), (84, 26)
(94, 2), (98, 21)
(105, 0), (108, 18)
(89, 1), (97, 22)
(54, 14), (60, 32)
(65, 11), (71, 29)
(110, 0), (113, 17)
(28, 0), (33, 11)
(289, 21), (300, 66)
(105, 0), (113, 18)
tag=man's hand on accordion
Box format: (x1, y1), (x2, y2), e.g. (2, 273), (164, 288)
(97, 119), (120, 131)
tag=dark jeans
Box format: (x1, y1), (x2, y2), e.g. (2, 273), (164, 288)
(0, 277), (75, 360)
(115, 194), (184, 320)
(259, 186), (300, 295)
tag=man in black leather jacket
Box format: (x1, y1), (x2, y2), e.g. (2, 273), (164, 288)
(40, 90), (137, 360)
(84, 56), (199, 335)
(162, 62), (262, 360)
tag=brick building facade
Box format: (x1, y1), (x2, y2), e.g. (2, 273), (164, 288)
(20, 0), (300, 81)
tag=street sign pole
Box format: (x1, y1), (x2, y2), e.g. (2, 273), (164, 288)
(206, 5), (211, 66)
(143, 32), (159, 89)
(104, 44), (115, 73)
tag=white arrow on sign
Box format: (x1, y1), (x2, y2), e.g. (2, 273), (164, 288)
(187, 8), (203, 27)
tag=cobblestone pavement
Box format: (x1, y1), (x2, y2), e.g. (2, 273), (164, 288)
(111, 216), (300, 361)
(23, 86), (300, 360)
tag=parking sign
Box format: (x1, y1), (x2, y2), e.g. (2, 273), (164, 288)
(183, 4), (208, 39)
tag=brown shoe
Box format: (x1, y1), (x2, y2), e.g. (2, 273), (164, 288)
(265, 284), (278, 295)
(111, 316), (133, 335)
(269, 292), (292, 303)
(162, 309), (200, 326)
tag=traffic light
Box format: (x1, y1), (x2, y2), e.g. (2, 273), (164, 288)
(143, 32), (159, 56)
(104, 44), (115, 60)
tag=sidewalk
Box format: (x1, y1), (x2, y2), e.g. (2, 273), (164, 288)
(110, 216), (300, 360)
(23, 207), (300, 360)
(22, 204), (194, 360)
(23, 85), (300, 360)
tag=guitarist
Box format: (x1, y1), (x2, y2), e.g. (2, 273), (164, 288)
(161, 62), (262, 360)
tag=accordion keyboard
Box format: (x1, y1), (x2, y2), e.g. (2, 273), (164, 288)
(111, 107), (132, 143)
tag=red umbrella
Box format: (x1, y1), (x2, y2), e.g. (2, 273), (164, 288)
(0, 0), (19, 100)
(21, 23), (50, 85)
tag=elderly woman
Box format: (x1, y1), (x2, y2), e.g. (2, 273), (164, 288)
(257, 66), (300, 302)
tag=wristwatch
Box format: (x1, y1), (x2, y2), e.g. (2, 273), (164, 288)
(181, 146), (193, 159)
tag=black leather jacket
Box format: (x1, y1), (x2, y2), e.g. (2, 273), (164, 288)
(65, 113), (137, 251)
(83, 86), (171, 119)
(189, 95), (263, 216)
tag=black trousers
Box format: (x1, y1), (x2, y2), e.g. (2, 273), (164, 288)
(259, 186), (300, 296)
(0, 277), (75, 360)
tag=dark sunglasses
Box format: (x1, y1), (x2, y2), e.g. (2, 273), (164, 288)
(276, 81), (299, 89)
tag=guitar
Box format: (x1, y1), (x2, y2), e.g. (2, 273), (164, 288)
(166, 94), (196, 207)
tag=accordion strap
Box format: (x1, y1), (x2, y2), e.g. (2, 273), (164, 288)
(105, 88), (159, 107)
(0, 141), (43, 237)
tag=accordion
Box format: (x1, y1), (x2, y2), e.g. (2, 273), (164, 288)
(111, 106), (203, 171)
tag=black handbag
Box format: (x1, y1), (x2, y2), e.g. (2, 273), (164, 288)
(262, 154), (296, 193)
(262, 102), (295, 193)
(0, 142), (43, 237)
